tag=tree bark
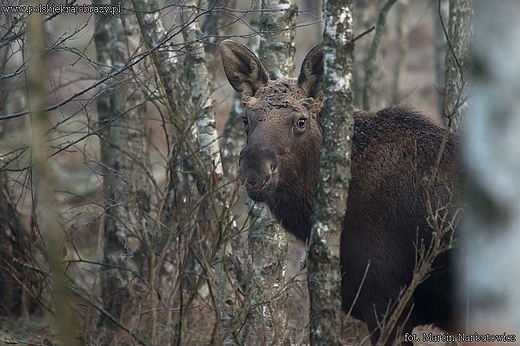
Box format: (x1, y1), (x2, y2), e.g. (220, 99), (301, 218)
(353, 0), (383, 108)
(132, 1), (237, 343)
(308, 1), (354, 345)
(95, 1), (152, 341)
(242, 1), (297, 345)
(460, 0), (520, 335)
(441, 0), (473, 130)
(25, 3), (78, 344)
(181, 2), (237, 344)
(362, 0), (398, 110)
(390, 0), (409, 104)
(202, 0), (237, 73)
(0, 168), (43, 317)
(259, 0), (298, 79)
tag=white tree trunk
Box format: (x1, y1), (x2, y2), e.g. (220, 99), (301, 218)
(95, 2), (152, 341)
(181, 2), (236, 344)
(308, 1), (354, 345)
(242, 1), (297, 344)
(460, 0), (520, 335)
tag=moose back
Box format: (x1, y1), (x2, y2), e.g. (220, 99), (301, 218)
(220, 39), (464, 345)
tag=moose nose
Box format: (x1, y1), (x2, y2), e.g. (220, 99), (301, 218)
(237, 147), (278, 192)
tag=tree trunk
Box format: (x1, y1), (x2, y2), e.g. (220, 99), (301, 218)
(202, 0), (237, 73)
(353, 0), (383, 108)
(460, 0), (520, 335)
(95, 1), (152, 341)
(242, 2), (297, 345)
(441, 0), (473, 130)
(390, 0), (409, 104)
(308, 1), (354, 345)
(132, 1), (237, 343)
(180, 2), (237, 344)
(259, 0), (298, 79)
(25, 4), (78, 344)
(362, 0), (398, 110)
(0, 169), (43, 317)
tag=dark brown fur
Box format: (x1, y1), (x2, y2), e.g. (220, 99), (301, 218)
(221, 40), (463, 345)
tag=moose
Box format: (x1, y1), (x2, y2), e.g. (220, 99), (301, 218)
(220, 40), (464, 345)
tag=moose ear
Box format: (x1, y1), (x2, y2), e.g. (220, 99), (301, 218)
(220, 39), (269, 97)
(297, 43), (323, 99)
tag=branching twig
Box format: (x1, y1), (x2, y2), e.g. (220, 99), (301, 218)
(375, 115), (460, 345)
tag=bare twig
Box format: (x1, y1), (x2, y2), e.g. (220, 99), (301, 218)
(362, 0), (398, 110)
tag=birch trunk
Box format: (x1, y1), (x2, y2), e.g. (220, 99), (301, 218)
(242, 1), (297, 345)
(95, 1), (152, 341)
(181, 2), (237, 344)
(308, 1), (354, 345)
(202, 0), (237, 73)
(132, 0), (236, 343)
(259, 0), (298, 79)
(460, 0), (520, 335)
(442, 0), (473, 130)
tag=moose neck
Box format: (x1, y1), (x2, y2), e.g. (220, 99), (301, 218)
(265, 159), (320, 243)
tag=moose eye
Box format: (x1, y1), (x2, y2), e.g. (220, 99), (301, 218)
(297, 118), (307, 128)
(242, 116), (249, 126)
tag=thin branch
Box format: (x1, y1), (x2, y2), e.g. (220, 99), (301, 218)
(0, 3), (210, 121)
(376, 118), (459, 346)
(362, 0), (398, 110)
(352, 26), (375, 43)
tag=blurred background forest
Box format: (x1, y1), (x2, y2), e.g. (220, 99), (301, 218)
(0, 0), (498, 345)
